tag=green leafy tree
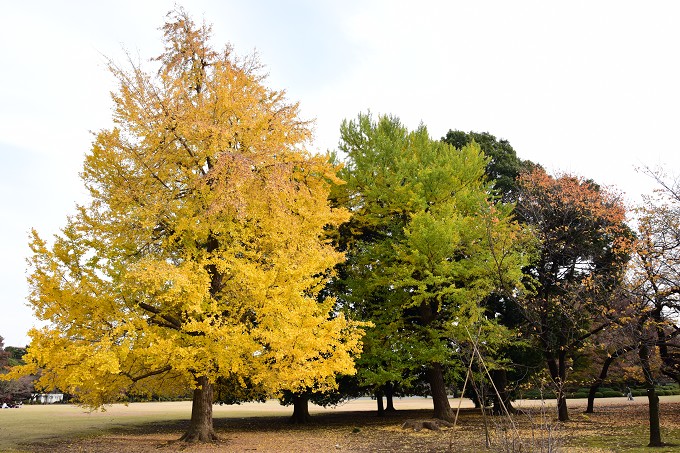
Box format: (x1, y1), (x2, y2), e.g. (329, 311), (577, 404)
(443, 130), (542, 414)
(335, 113), (532, 421)
(5, 347), (27, 367)
(442, 130), (532, 202)
(0, 337), (35, 404)
(0, 337), (9, 369)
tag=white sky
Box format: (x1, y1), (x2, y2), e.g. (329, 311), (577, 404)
(2, 0), (679, 346)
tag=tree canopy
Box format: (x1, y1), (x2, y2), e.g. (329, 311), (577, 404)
(333, 113), (533, 420)
(515, 167), (632, 421)
(8, 9), (365, 442)
(634, 169), (680, 383)
(441, 130), (532, 201)
(6, 8), (676, 447)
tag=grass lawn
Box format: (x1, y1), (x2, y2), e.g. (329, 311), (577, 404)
(1, 396), (680, 452)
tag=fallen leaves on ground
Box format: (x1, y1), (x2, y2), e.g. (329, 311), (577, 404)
(26, 401), (680, 452)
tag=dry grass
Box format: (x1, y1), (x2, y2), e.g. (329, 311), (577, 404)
(1, 396), (680, 452)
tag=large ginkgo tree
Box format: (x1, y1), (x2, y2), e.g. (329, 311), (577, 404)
(9, 10), (365, 442)
(334, 113), (532, 421)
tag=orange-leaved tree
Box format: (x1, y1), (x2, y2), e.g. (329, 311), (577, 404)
(515, 168), (632, 421)
(7, 10), (365, 442)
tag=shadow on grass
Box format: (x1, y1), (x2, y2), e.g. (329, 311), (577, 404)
(20, 405), (680, 453)
(103, 408), (440, 435)
(21, 409), (467, 452)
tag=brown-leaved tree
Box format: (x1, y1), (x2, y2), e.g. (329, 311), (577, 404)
(515, 168), (631, 421)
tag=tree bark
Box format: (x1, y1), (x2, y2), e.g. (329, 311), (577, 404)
(586, 345), (635, 413)
(586, 356), (614, 414)
(375, 389), (385, 416)
(557, 356), (569, 422)
(427, 362), (453, 421)
(490, 369), (516, 415)
(290, 394), (311, 424)
(180, 376), (217, 442)
(546, 351), (569, 421)
(384, 382), (396, 412)
(586, 383), (599, 414)
(646, 387), (663, 447)
(179, 233), (220, 443)
(640, 341), (664, 447)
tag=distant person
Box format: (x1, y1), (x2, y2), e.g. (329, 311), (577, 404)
(626, 387), (634, 401)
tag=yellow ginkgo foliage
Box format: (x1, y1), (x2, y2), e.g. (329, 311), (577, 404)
(9, 9), (365, 442)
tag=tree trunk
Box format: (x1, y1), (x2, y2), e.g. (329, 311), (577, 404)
(556, 390), (569, 421)
(640, 341), (664, 447)
(546, 352), (569, 421)
(469, 389), (482, 408)
(586, 345), (634, 413)
(180, 376), (217, 442)
(586, 383), (599, 414)
(385, 382), (396, 412)
(427, 362), (453, 421)
(586, 360), (611, 414)
(557, 351), (569, 422)
(375, 389), (385, 416)
(490, 369), (516, 415)
(646, 388), (663, 447)
(291, 394), (311, 424)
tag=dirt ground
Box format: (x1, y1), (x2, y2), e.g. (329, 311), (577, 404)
(10, 397), (680, 452)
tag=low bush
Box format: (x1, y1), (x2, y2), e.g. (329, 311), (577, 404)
(602, 391), (621, 398)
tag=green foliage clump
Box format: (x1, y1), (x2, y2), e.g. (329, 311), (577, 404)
(333, 113), (533, 418)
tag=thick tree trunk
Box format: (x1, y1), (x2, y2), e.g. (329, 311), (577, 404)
(470, 390), (482, 408)
(427, 362), (453, 421)
(490, 369), (516, 415)
(180, 376), (217, 442)
(384, 382), (396, 412)
(181, 233), (219, 443)
(291, 394), (311, 424)
(375, 389), (385, 416)
(417, 299), (452, 421)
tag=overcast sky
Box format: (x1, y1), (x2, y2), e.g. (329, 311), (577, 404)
(2, 1), (680, 346)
